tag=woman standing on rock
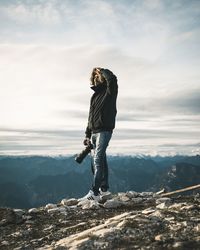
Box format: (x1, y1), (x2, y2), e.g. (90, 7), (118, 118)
(79, 67), (118, 202)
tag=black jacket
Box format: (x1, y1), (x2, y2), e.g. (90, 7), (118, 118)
(85, 69), (118, 138)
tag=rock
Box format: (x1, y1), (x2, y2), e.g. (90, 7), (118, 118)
(77, 199), (90, 207)
(100, 192), (112, 201)
(10, 231), (22, 237)
(0, 208), (16, 225)
(155, 234), (163, 241)
(168, 222), (183, 231)
(22, 215), (32, 220)
(104, 199), (123, 208)
(164, 216), (175, 222)
(1, 240), (9, 246)
(142, 208), (156, 215)
(149, 210), (164, 218)
(61, 198), (78, 206)
(156, 197), (171, 205)
(172, 241), (184, 248)
(190, 217), (200, 222)
(1, 192), (200, 250)
(181, 221), (188, 227)
(194, 224), (200, 232)
(0, 218), (8, 226)
(180, 204), (196, 210)
(44, 225), (55, 231)
(25, 220), (34, 224)
(13, 209), (26, 224)
(28, 208), (39, 214)
(13, 209), (25, 217)
(168, 203), (187, 210)
(143, 197), (155, 203)
(82, 200), (100, 210)
(132, 197), (144, 203)
(126, 191), (138, 198)
(47, 207), (67, 214)
(45, 203), (57, 209)
(117, 193), (130, 202)
(140, 192), (154, 197)
(156, 202), (169, 209)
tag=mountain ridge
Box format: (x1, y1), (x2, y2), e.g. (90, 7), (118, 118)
(0, 155), (199, 208)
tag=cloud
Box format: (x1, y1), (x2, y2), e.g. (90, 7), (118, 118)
(119, 89), (200, 116)
(0, 127), (83, 154)
(1, 126), (199, 156)
(143, 0), (163, 10)
(0, 43), (157, 130)
(0, 0), (171, 55)
(0, 1), (62, 25)
(114, 128), (199, 140)
(0, 0), (199, 155)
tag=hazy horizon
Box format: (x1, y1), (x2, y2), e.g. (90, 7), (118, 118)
(0, 0), (200, 156)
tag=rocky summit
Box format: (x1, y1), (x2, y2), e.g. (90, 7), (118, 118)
(0, 191), (200, 250)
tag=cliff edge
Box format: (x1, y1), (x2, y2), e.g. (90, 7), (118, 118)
(0, 190), (200, 250)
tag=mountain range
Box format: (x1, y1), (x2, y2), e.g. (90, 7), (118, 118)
(0, 154), (199, 208)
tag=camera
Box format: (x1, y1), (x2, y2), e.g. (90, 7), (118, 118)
(75, 143), (93, 164)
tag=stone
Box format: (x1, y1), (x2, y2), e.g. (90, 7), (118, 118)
(100, 192), (112, 201)
(132, 197), (143, 204)
(82, 200), (100, 210)
(61, 198), (78, 206)
(182, 221), (188, 227)
(0, 209), (16, 225)
(45, 203), (57, 209)
(180, 204), (196, 210)
(194, 224), (200, 232)
(0, 219), (8, 226)
(142, 208), (156, 215)
(78, 199), (90, 207)
(140, 192), (154, 197)
(28, 208), (39, 214)
(117, 193), (130, 202)
(10, 231), (22, 237)
(47, 207), (67, 214)
(149, 210), (164, 218)
(164, 216), (175, 222)
(104, 199), (123, 209)
(156, 202), (169, 209)
(168, 222), (182, 231)
(126, 191), (139, 198)
(13, 209), (25, 217)
(44, 225), (55, 231)
(172, 241), (184, 248)
(168, 203), (187, 210)
(1, 240), (9, 246)
(155, 234), (163, 241)
(22, 215), (32, 220)
(25, 220), (35, 225)
(156, 197), (171, 205)
(143, 197), (155, 203)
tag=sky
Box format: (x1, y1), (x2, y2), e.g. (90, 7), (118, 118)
(0, 0), (200, 156)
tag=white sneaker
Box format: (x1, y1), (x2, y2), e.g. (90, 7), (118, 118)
(99, 189), (112, 200)
(78, 190), (100, 202)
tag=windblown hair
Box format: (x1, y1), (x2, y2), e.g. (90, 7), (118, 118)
(90, 68), (105, 85)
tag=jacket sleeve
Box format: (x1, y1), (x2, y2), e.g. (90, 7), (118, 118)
(101, 69), (118, 95)
(85, 125), (91, 139)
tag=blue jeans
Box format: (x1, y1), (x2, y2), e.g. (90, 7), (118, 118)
(91, 131), (112, 195)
